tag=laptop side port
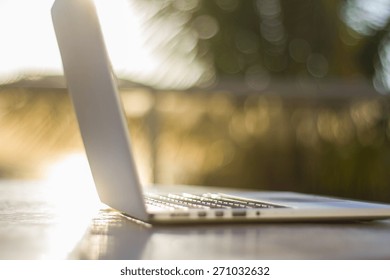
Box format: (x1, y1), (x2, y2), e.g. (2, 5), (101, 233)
(170, 212), (190, 218)
(197, 211), (207, 217)
(215, 211), (224, 217)
(232, 210), (247, 217)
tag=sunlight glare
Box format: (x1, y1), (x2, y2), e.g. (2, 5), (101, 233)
(0, 0), (207, 89)
(94, 0), (157, 78)
(0, 0), (60, 83)
(43, 153), (102, 259)
(44, 153), (100, 213)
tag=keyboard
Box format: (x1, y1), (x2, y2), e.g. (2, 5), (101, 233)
(145, 193), (284, 210)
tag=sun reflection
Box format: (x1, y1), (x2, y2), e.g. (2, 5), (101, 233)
(42, 153), (101, 259)
(44, 153), (100, 210)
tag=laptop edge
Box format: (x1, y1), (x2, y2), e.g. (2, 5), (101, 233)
(51, 0), (390, 224)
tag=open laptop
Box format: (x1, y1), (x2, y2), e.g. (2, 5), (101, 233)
(51, 0), (390, 224)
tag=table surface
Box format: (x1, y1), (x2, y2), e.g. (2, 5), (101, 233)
(1, 180), (390, 260)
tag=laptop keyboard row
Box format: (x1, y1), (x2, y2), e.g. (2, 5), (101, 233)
(145, 193), (283, 210)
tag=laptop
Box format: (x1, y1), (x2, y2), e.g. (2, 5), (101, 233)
(51, 0), (390, 224)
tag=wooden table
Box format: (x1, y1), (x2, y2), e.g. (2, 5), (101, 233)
(1, 180), (390, 259)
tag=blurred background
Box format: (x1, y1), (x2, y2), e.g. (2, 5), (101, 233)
(1, 0), (390, 203)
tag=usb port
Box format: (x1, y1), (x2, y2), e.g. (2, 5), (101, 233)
(232, 211), (246, 217)
(215, 211), (224, 217)
(171, 212), (190, 218)
(197, 211), (207, 217)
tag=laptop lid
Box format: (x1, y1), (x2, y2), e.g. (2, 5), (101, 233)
(51, 0), (390, 224)
(51, 0), (148, 221)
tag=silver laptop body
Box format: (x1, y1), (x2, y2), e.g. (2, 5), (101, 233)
(51, 0), (390, 224)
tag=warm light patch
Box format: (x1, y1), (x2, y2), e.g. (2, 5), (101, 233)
(42, 153), (101, 259)
(44, 153), (100, 211)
